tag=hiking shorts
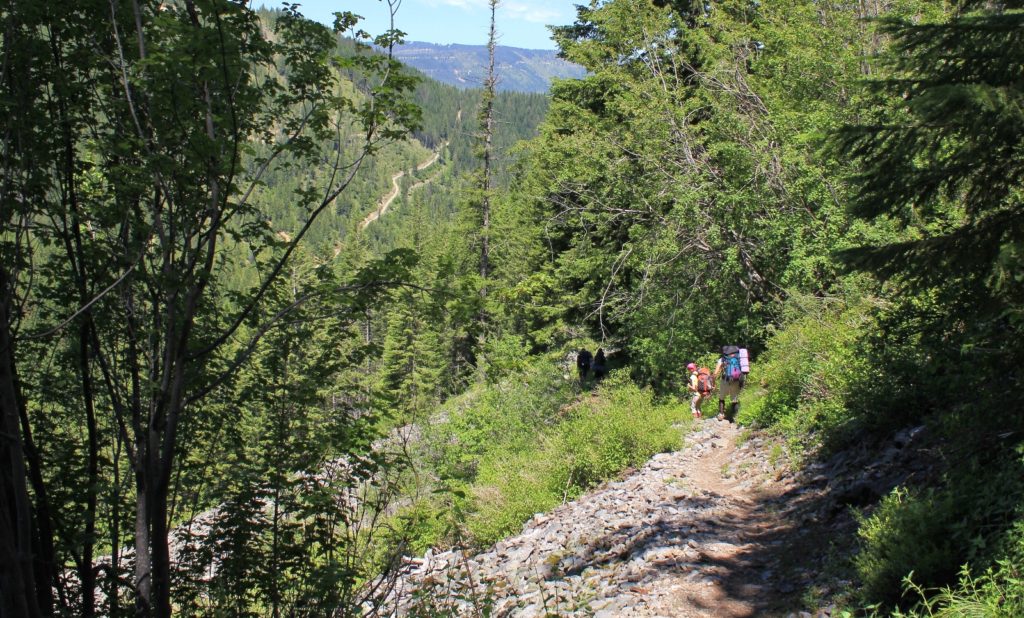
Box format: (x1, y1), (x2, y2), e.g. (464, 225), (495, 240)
(719, 378), (742, 402)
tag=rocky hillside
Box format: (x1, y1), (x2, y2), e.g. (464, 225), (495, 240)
(377, 418), (935, 616)
(391, 42), (586, 92)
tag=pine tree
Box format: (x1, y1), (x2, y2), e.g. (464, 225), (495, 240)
(836, 0), (1024, 309)
(378, 295), (444, 420)
(518, 0), (879, 376)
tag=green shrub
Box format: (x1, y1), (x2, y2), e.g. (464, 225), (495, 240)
(855, 450), (1024, 612)
(854, 487), (962, 607)
(381, 497), (455, 560)
(427, 354), (574, 482)
(465, 372), (685, 545)
(482, 333), (533, 383)
(467, 447), (562, 545)
(743, 292), (875, 450)
(554, 374), (681, 489)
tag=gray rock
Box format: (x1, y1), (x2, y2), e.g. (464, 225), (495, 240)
(518, 603), (542, 617)
(379, 419), (850, 616)
(507, 544), (535, 564)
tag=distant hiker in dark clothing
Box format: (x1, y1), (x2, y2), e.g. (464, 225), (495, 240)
(576, 349), (593, 382)
(714, 345), (749, 421)
(592, 348), (607, 380)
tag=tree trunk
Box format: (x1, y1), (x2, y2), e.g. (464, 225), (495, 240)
(134, 460), (151, 614)
(76, 322), (99, 618)
(0, 272), (43, 618)
(479, 0), (498, 289)
(16, 367), (60, 615)
(109, 429), (123, 618)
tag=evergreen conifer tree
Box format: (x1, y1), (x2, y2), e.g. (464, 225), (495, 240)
(836, 0), (1024, 311)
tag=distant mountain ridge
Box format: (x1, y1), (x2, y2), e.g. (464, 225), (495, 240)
(391, 42), (585, 93)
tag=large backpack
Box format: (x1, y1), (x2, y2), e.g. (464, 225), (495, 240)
(725, 355), (743, 381)
(696, 367), (715, 394)
(722, 346), (743, 382)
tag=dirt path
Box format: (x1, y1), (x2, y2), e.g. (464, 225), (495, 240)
(360, 109), (461, 231)
(359, 142), (449, 231)
(627, 421), (800, 617)
(385, 419), (852, 617)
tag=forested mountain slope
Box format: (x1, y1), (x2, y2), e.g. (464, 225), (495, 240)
(260, 39), (549, 252)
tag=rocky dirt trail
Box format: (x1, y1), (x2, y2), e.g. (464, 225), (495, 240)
(382, 417), (933, 617)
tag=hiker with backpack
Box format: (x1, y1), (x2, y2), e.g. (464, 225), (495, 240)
(714, 346), (749, 422)
(592, 348), (607, 381)
(576, 348), (593, 382)
(687, 362), (715, 419)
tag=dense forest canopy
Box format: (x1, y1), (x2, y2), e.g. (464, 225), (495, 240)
(1, 0), (1022, 616)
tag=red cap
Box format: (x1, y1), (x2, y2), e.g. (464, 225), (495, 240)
(686, 363), (697, 371)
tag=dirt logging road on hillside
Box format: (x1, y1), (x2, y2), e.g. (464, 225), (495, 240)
(361, 108), (461, 231)
(380, 418), (931, 617)
(359, 143), (448, 231)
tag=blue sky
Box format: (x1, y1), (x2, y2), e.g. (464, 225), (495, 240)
(279, 0), (577, 50)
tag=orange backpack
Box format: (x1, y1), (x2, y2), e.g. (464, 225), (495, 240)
(696, 367), (715, 394)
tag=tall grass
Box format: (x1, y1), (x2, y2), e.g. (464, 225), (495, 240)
(468, 372), (685, 544)
(405, 359), (687, 549)
(893, 528), (1024, 617)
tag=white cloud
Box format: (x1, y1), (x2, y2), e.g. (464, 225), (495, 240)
(422, 0), (567, 21)
(422, 0), (490, 10)
(503, 1), (567, 24)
